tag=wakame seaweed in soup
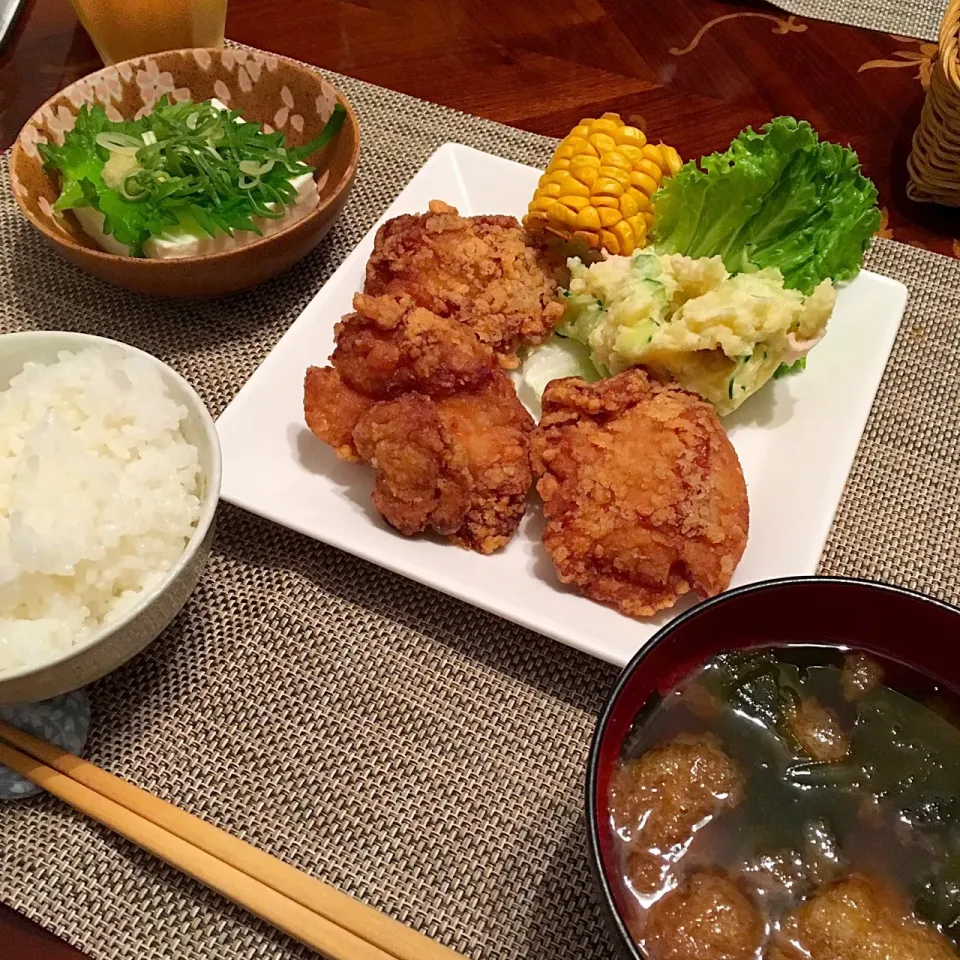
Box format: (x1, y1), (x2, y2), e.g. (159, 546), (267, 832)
(607, 645), (960, 960)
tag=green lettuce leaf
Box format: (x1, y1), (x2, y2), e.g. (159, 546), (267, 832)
(651, 116), (881, 294)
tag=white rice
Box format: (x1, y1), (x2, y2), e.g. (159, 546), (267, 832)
(0, 346), (201, 676)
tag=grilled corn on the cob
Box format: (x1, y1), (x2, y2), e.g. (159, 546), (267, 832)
(524, 113), (682, 256)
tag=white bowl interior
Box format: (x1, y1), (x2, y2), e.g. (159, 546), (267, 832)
(0, 331), (222, 688)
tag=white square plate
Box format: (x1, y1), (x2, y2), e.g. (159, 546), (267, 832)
(217, 143), (908, 667)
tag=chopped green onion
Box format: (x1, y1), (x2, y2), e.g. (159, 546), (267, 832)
(238, 159), (275, 177)
(119, 174), (148, 201)
(39, 95), (346, 257)
(95, 132), (142, 153)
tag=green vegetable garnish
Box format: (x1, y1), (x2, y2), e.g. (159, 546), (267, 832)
(651, 116), (881, 295)
(39, 97), (345, 257)
(774, 357), (807, 378)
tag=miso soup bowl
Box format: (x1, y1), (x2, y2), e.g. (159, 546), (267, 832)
(585, 576), (960, 960)
(10, 48), (360, 298)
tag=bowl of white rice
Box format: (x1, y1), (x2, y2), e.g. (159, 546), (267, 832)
(0, 331), (220, 704)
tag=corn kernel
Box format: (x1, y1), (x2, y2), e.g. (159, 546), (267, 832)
(630, 171), (659, 195)
(542, 182), (562, 198)
(617, 126), (646, 148)
(637, 159), (664, 182)
(618, 144), (644, 166)
(612, 220), (635, 252)
(627, 214), (646, 240)
(575, 206), (602, 230)
(594, 178), (625, 198)
(570, 154), (601, 170)
(641, 144), (665, 166)
(588, 133), (617, 154)
(591, 116), (622, 137)
(555, 174), (591, 198)
(601, 229), (620, 254)
(599, 166), (631, 188)
(601, 150), (633, 172)
(626, 188), (650, 211)
(573, 165), (599, 187)
(549, 200), (577, 228)
(598, 206), (622, 227)
(563, 196), (592, 211)
(592, 195), (620, 208)
(565, 136), (597, 158)
(660, 145), (683, 175)
(619, 193), (639, 218)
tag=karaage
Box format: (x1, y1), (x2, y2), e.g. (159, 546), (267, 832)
(303, 366), (372, 462)
(352, 393), (472, 538)
(531, 369), (749, 617)
(333, 292), (495, 399)
(304, 293), (534, 553)
(364, 200), (564, 368)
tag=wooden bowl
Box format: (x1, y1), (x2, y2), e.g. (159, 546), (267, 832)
(9, 48), (360, 298)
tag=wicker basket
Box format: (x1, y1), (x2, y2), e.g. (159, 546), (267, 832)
(908, 0), (960, 204)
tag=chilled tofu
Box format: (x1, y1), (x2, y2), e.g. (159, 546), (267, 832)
(72, 173), (319, 259)
(71, 98), (320, 259)
(152, 172), (317, 258)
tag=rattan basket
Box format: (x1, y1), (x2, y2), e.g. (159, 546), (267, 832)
(908, 0), (960, 204)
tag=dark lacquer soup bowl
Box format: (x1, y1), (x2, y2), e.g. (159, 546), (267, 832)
(585, 576), (960, 960)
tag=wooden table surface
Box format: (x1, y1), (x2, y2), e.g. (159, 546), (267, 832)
(0, 0), (956, 956)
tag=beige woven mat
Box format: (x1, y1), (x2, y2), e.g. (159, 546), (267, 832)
(1, 61), (960, 960)
(769, 0), (945, 40)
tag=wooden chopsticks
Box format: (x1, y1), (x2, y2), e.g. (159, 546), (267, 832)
(0, 720), (464, 960)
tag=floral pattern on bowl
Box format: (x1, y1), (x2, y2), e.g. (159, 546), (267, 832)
(9, 47), (360, 298)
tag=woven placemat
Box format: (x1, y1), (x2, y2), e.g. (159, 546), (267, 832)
(1, 59), (959, 960)
(769, 0), (946, 41)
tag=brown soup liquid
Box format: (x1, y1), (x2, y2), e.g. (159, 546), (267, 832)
(608, 645), (960, 960)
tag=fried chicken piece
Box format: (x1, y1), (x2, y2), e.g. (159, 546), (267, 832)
(645, 872), (764, 960)
(436, 374), (534, 553)
(352, 394), (472, 537)
(333, 292), (494, 398)
(531, 369), (749, 618)
(304, 293), (534, 553)
(609, 734), (743, 894)
(364, 200), (564, 368)
(768, 874), (958, 960)
(350, 375), (533, 552)
(304, 366), (373, 462)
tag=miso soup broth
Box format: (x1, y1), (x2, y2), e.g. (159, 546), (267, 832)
(607, 645), (960, 960)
